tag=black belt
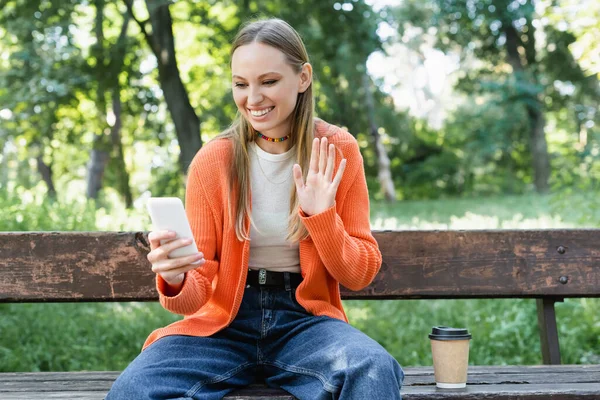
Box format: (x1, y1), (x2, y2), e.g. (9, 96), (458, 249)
(247, 269), (303, 289)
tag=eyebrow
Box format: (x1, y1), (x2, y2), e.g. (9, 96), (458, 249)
(232, 72), (282, 80)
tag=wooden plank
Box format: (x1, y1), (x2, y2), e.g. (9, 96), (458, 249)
(2, 369), (599, 391)
(0, 232), (154, 302)
(401, 384), (600, 399)
(0, 392), (107, 400)
(226, 384), (296, 399)
(1, 366), (599, 392)
(537, 297), (563, 364)
(0, 371), (120, 382)
(1, 365), (599, 383)
(402, 364), (600, 375)
(367, 230), (600, 300)
(1, 230), (600, 302)
(3, 386), (600, 400)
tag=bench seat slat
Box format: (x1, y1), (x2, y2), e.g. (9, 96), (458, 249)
(1, 365), (599, 382)
(403, 364), (600, 375)
(401, 384), (600, 400)
(1, 392), (109, 400)
(2, 385), (600, 400)
(1, 366), (599, 399)
(4, 386), (600, 400)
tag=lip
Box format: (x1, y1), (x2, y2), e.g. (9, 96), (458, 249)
(247, 106), (274, 119)
(247, 106), (274, 111)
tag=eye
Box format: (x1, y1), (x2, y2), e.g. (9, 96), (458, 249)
(263, 80), (277, 85)
(234, 82), (247, 88)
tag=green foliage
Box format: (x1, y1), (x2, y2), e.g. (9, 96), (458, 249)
(2, 0), (599, 202)
(346, 297), (600, 366)
(0, 302), (178, 372)
(2, 297), (596, 371)
(392, 0), (600, 197)
(0, 185), (97, 232)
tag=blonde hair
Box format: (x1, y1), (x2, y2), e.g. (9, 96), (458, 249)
(215, 18), (314, 242)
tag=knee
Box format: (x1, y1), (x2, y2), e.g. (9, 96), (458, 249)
(352, 348), (404, 387)
(106, 368), (153, 399)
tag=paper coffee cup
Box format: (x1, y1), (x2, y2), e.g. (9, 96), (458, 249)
(429, 326), (472, 389)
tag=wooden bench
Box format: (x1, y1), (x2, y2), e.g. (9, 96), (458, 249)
(1, 230), (599, 399)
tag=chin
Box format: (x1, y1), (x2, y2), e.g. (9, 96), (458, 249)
(246, 118), (276, 132)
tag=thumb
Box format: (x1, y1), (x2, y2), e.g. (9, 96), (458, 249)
(293, 164), (304, 192)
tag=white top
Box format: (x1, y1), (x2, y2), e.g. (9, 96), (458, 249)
(248, 141), (301, 273)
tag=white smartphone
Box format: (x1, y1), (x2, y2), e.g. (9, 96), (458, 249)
(146, 197), (202, 264)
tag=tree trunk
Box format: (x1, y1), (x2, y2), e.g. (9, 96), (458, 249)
(505, 24), (550, 193)
(144, 0), (202, 174)
(86, 0), (109, 201)
(110, 89), (133, 208)
(34, 146), (57, 199)
(362, 74), (396, 202)
(528, 109), (550, 192)
(87, 2), (134, 205)
(108, 14), (133, 208)
(86, 148), (110, 199)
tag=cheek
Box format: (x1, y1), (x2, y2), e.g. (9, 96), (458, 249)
(232, 91), (246, 110)
(274, 83), (299, 109)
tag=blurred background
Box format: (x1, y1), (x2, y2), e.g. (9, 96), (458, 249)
(0, 0), (598, 371)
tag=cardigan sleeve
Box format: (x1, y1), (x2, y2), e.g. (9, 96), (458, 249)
(299, 139), (382, 290)
(155, 159), (220, 315)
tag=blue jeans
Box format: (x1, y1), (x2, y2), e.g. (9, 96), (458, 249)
(106, 285), (404, 399)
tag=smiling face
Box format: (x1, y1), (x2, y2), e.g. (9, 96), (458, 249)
(231, 42), (311, 139)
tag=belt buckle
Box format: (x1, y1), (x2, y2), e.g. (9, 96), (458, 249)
(258, 268), (267, 285)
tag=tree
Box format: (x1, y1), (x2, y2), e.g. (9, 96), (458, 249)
(87, 0), (134, 207)
(393, 0), (588, 192)
(0, 0), (88, 199)
(1, 0), (411, 203)
(124, 0), (202, 174)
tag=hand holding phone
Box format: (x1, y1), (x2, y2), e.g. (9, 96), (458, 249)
(146, 197), (205, 288)
(147, 197), (201, 262)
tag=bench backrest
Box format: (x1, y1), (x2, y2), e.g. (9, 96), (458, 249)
(1, 230), (599, 302)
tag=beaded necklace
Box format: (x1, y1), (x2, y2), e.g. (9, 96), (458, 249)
(256, 132), (290, 142)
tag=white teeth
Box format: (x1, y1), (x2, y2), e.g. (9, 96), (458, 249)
(249, 107), (274, 117)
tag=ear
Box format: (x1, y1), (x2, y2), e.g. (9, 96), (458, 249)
(298, 62), (313, 93)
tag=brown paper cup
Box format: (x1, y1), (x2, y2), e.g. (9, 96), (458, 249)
(429, 326), (471, 388)
(430, 338), (470, 388)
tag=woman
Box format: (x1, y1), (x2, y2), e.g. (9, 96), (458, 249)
(107, 18), (404, 400)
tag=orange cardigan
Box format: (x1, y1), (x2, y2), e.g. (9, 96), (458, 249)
(143, 119), (382, 350)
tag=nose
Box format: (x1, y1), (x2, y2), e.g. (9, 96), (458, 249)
(248, 85), (264, 105)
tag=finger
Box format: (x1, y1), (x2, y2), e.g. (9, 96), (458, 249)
(293, 164), (304, 192)
(152, 254), (205, 274)
(148, 238), (201, 263)
(319, 137), (328, 174)
(331, 159), (347, 191)
(148, 230), (176, 250)
(324, 143), (335, 181)
(309, 138), (319, 172)
(162, 237), (198, 255)
(150, 238), (191, 262)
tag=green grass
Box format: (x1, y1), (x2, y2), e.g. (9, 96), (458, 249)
(370, 192), (598, 230)
(1, 192), (599, 371)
